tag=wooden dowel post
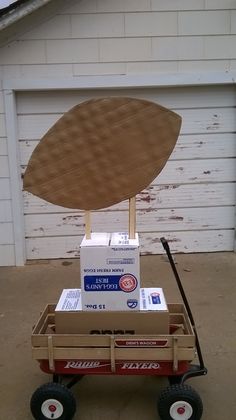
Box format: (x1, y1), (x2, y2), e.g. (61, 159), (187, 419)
(85, 210), (91, 239)
(129, 196), (136, 239)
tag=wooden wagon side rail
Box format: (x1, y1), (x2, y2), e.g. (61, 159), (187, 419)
(32, 333), (195, 349)
(32, 346), (195, 363)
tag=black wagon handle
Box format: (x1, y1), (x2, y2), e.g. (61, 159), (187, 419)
(160, 237), (194, 323)
(160, 237), (207, 376)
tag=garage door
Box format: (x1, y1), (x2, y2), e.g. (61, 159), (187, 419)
(17, 85), (236, 259)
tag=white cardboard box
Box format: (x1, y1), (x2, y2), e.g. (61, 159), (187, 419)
(55, 288), (169, 334)
(80, 232), (140, 311)
(55, 288), (167, 312)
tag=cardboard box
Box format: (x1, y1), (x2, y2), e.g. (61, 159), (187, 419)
(80, 232), (140, 311)
(55, 288), (169, 334)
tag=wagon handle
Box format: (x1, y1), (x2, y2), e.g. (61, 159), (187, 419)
(160, 237), (195, 325)
(160, 237), (207, 375)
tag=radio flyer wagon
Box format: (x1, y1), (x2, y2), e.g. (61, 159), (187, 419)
(30, 238), (207, 420)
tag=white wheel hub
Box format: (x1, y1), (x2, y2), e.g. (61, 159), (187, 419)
(169, 400), (193, 419)
(41, 399), (63, 419)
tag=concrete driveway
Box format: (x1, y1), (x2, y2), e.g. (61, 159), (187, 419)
(0, 252), (235, 420)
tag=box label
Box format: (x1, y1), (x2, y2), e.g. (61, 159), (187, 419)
(84, 274), (138, 293)
(84, 298), (138, 310)
(106, 258), (135, 265)
(115, 339), (168, 347)
(140, 288), (167, 311)
(55, 289), (81, 311)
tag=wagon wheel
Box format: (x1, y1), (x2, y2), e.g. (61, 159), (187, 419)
(30, 382), (76, 420)
(168, 375), (182, 385)
(157, 384), (203, 420)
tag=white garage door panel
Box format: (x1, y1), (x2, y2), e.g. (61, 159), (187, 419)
(157, 159), (236, 184)
(0, 156), (10, 178)
(0, 114), (6, 137)
(19, 133), (236, 164)
(171, 133), (236, 159)
(0, 200), (13, 222)
(26, 230), (234, 260)
(16, 86), (236, 113)
(17, 86), (236, 258)
(0, 244), (15, 266)
(0, 138), (7, 155)
(21, 159), (236, 184)
(25, 207), (234, 238)
(18, 114), (60, 140)
(140, 231), (235, 254)
(0, 222), (14, 244)
(180, 108), (236, 134)
(17, 107), (236, 139)
(23, 183), (236, 214)
(0, 178), (11, 200)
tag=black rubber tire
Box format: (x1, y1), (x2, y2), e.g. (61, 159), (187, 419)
(30, 382), (76, 420)
(158, 384), (203, 420)
(168, 375), (182, 385)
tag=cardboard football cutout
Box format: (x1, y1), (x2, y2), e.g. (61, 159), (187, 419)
(23, 97), (181, 210)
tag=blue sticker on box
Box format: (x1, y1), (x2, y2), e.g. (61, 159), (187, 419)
(150, 292), (161, 304)
(84, 274), (137, 293)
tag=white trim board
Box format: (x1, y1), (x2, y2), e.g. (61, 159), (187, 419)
(3, 71), (236, 91)
(3, 89), (26, 265)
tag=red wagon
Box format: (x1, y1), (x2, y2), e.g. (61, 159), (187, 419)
(30, 239), (207, 420)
